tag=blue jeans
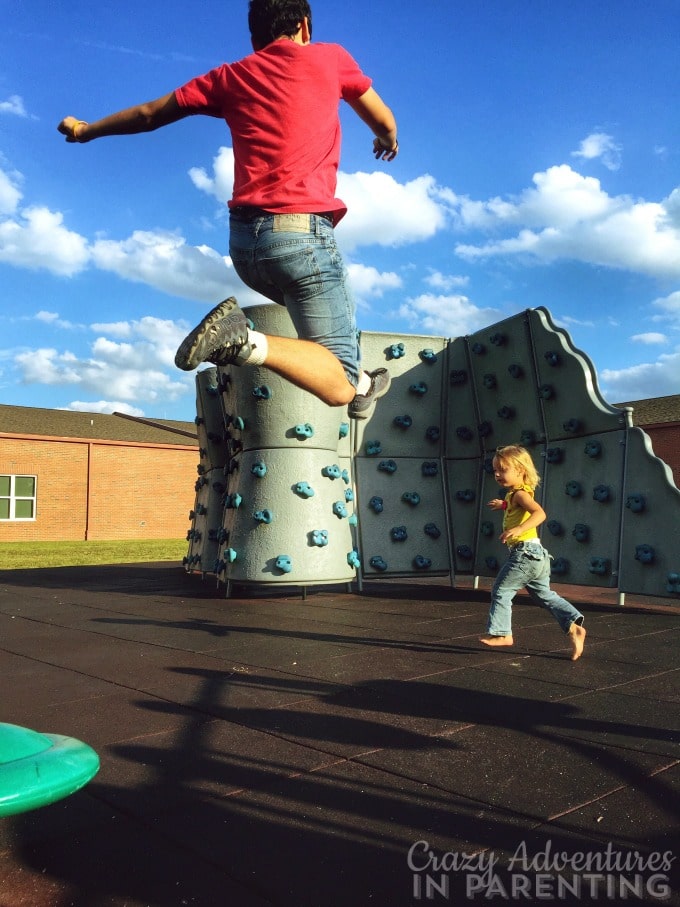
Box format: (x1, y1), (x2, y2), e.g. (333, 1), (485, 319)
(229, 210), (360, 387)
(486, 542), (584, 636)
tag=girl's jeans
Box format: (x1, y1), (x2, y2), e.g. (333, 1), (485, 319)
(229, 210), (360, 388)
(487, 542), (584, 636)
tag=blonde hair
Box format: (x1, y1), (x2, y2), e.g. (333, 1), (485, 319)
(494, 445), (541, 489)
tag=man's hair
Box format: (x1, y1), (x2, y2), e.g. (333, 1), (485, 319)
(248, 0), (312, 49)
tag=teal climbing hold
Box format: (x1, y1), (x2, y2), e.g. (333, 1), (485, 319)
(0, 723), (99, 817)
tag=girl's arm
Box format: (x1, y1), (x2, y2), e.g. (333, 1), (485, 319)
(499, 490), (546, 543)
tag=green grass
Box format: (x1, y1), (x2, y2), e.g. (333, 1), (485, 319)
(0, 539), (187, 570)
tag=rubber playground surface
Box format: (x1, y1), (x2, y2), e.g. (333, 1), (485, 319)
(0, 564), (678, 907)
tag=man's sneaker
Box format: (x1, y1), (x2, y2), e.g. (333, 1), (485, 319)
(175, 297), (251, 371)
(348, 368), (391, 420)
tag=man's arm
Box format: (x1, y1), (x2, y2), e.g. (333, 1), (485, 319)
(347, 87), (398, 160)
(57, 92), (189, 144)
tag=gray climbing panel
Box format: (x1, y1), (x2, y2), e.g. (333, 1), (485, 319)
(184, 305), (680, 600)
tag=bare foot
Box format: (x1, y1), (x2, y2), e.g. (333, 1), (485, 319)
(568, 623), (586, 660)
(480, 634), (514, 648)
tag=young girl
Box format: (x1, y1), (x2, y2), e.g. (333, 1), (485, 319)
(480, 445), (586, 660)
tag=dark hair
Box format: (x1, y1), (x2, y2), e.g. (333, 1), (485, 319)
(248, 0), (312, 49)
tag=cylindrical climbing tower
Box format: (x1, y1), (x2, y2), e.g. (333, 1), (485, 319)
(215, 303), (358, 589)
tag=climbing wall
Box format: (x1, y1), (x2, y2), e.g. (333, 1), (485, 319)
(353, 332), (450, 577)
(205, 304), (357, 591)
(183, 368), (226, 576)
(618, 427), (680, 596)
(184, 305), (680, 600)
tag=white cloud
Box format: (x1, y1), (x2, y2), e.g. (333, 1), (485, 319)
(651, 290), (680, 326)
(0, 168), (23, 215)
(33, 310), (81, 330)
(398, 293), (501, 338)
(189, 147), (235, 207)
(0, 205), (89, 275)
(90, 321), (132, 337)
(631, 332), (667, 345)
(13, 316), (191, 405)
(424, 270), (470, 291)
(453, 165), (680, 280)
(347, 262), (402, 300)
(571, 132), (622, 171)
(337, 172), (446, 252)
(90, 229), (240, 302)
(65, 400), (146, 416)
(0, 95), (29, 118)
(15, 344), (188, 404)
(601, 350), (680, 401)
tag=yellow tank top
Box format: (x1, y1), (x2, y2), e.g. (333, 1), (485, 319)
(503, 484), (539, 545)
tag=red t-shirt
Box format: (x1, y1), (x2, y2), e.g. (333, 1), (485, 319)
(175, 41), (372, 223)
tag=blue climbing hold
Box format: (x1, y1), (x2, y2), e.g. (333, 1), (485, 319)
(626, 493), (645, 513)
(572, 523), (590, 542)
(294, 423), (314, 440)
(635, 544), (655, 565)
(252, 385), (272, 400)
(584, 440), (602, 458)
(592, 484), (611, 503)
(413, 555), (432, 570)
(311, 529), (329, 547)
(347, 549), (361, 568)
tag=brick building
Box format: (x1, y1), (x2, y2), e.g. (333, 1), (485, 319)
(1, 395), (677, 543)
(0, 405), (198, 542)
(616, 394), (680, 488)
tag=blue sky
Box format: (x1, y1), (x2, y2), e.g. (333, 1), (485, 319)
(1, 0), (679, 421)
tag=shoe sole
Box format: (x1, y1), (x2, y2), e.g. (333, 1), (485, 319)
(175, 298), (246, 371)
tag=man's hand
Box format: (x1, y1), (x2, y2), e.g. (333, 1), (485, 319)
(57, 116), (88, 143)
(373, 136), (398, 161)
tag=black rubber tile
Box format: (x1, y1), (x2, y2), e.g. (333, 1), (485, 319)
(0, 790), (272, 907)
(528, 689), (680, 758)
(539, 761), (680, 855)
(357, 702), (673, 822)
(611, 669), (680, 703)
(469, 641), (670, 694)
(152, 758), (513, 907)
(220, 685), (469, 760)
(88, 715), (340, 821)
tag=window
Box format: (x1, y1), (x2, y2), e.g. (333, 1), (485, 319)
(0, 475), (37, 521)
